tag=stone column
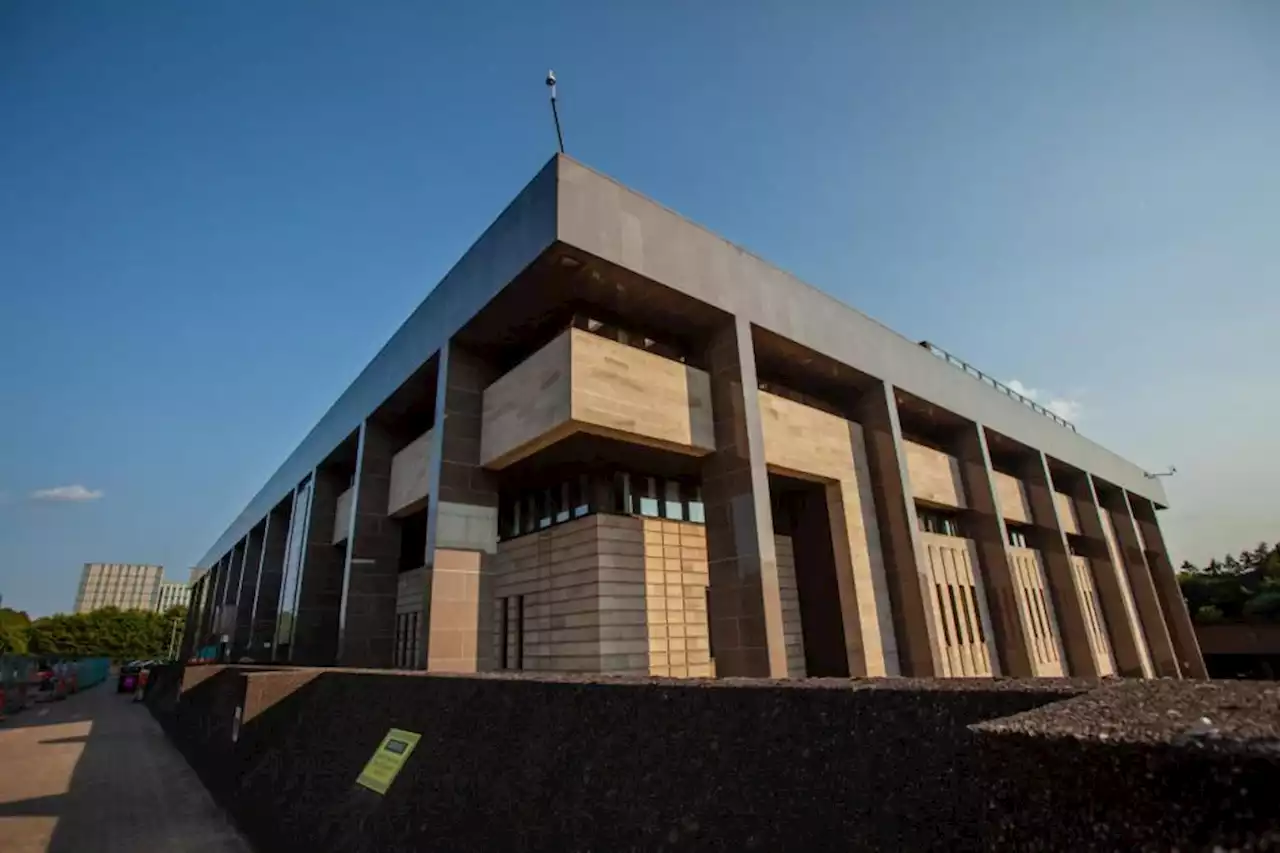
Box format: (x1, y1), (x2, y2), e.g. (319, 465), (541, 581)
(197, 562), (220, 649)
(337, 420), (401, 668)
(854, 381), (937, 676)
(249, 499), (291, 660)
(423, 343), (499, 673)
(1059, 473), (1149, 677)
(700, 317), (788, 678)
(179, 573), (205, 660)
(1129, 494), (1207, 679)
(1097, 484), (1180, 678)
(222, 541), (245, 644)
(292, 467), (346, 665)
(206, 556), (227, 640)
(1022, 452), (1098, 677)
(232, 524), (264, 658)
(954, 423), (1030, 677)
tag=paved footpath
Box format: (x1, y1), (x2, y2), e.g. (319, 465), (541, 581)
(0, 681), (251, 852)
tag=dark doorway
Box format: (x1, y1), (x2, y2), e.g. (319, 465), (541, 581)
(770, 474), (849, 677)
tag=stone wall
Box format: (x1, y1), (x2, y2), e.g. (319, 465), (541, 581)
(152, 668), (1278, 852)
(490, 514), (712, 676)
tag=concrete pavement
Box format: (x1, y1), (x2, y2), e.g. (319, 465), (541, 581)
(0, 680), (250, 852)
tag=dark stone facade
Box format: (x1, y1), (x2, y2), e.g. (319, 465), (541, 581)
(150, 669), (1279, 852)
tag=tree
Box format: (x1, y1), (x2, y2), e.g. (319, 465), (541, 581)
(26, 607), (178, 660)
(0, 607), (31, 654)
(1195, 605), (1224, 624)
(1181, 540), (1280, 625)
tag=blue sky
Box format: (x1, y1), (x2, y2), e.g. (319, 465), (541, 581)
(2, 2), (1277, 616)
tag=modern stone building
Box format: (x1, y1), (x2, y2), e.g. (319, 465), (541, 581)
(155, 580), (192, 613)
(182, 155), (1205, 680)
(75, 563), (164, 614)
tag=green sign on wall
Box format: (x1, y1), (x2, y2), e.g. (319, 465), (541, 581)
(355, 728), (422, 795)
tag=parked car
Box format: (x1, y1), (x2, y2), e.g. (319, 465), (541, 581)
(117, 661), (148, 694)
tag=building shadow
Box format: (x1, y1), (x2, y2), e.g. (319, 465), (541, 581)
(0, 682), (247, 852)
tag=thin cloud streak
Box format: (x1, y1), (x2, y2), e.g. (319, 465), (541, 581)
(29, 484), (104, 502)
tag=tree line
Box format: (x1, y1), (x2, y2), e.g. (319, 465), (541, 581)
(0, 605), (187, 660)
(1178, 541), (1280, 625)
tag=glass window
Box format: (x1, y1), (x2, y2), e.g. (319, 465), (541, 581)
(663, 480), (684, 521)
(918, 508), (963, 538)
(1007, 527), (1029, 548)
(522, 493), (538, 535)
(612, 472), (631, 515)
(538, 488), (553, 529)
(686, 483), (705, 524)
(574, 474), (590, 518)
(638, 476), (660, 518)
(555, 482), (570, 523)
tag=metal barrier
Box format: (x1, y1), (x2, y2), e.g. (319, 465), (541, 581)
(917, 341), (1078, 432)
(0, 656), (111, 717)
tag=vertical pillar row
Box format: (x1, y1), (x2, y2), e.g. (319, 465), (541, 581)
(248, 501), (291, 659)
(232, 525), (264, 658)
(337, 420), (401, 668)
(292, 466), (345, 665)
(855, 382), (939, 677)
(221, 541), (245, 645)
(1022, 452), (1099, 677)
(1129, 494), (1207, 679)
(954, 424), (1029, 677)
(700, 316), (788, 678)
(1063, 474), (1149, 677)
(423, 342), (500, 673)
(1097, 480), (1179, 678)
(204, 556), (227, 642)
(178, 573), (204, 661)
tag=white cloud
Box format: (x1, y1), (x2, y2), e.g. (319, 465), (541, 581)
(30, 484), (104, 502)
(1005, 380), (1083, 423)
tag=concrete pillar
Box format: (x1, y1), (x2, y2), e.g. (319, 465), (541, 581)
(1022, 452), (1098, 677)
(220, 542), (244, 646)
(248, 499), (291, 660)
(423, 343), (499, 673)
(1059, 473), (1149, 677)
(1129, 494), (1207, 679)
(192, 568), (211, 651)
(954, 424), (1031, 677)
(179, 573), (205, 660)
(854, 382), (938, 676)
(1097, 483), (1179, 677)
(232, 524), (264, 658)
(292, 466), (345, 665)
(205, 556), (227, 640)
(337, 420), (401, 668)
(700, 317), (788, 678)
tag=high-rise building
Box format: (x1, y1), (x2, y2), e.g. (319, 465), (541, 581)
(155, 580), (192, 613)
(75, 563), (163, 613)
(183, 155), (1205, 680)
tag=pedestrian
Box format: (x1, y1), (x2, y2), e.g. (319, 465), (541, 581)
(133, 666), (149, 703)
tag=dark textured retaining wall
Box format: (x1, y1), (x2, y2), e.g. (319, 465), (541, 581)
(152, 669), (1280, 852)
(973, 680), (1280, 850)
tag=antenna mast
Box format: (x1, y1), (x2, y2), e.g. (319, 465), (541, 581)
(546, 70), (565, 154)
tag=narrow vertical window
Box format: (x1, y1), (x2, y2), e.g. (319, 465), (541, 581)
(500, 597), (510, 670)
(664, 479), (684, 521)
(687, 484), (705, 524)
(516, 595), (526, 671)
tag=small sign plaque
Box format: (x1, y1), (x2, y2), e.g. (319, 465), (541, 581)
(355, 728), (421, 795)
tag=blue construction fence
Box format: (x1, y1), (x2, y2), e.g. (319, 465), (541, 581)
(0, 655), (111, 715)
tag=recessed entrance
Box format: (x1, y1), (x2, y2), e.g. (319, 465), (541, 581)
(770, 474), (849, 677)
